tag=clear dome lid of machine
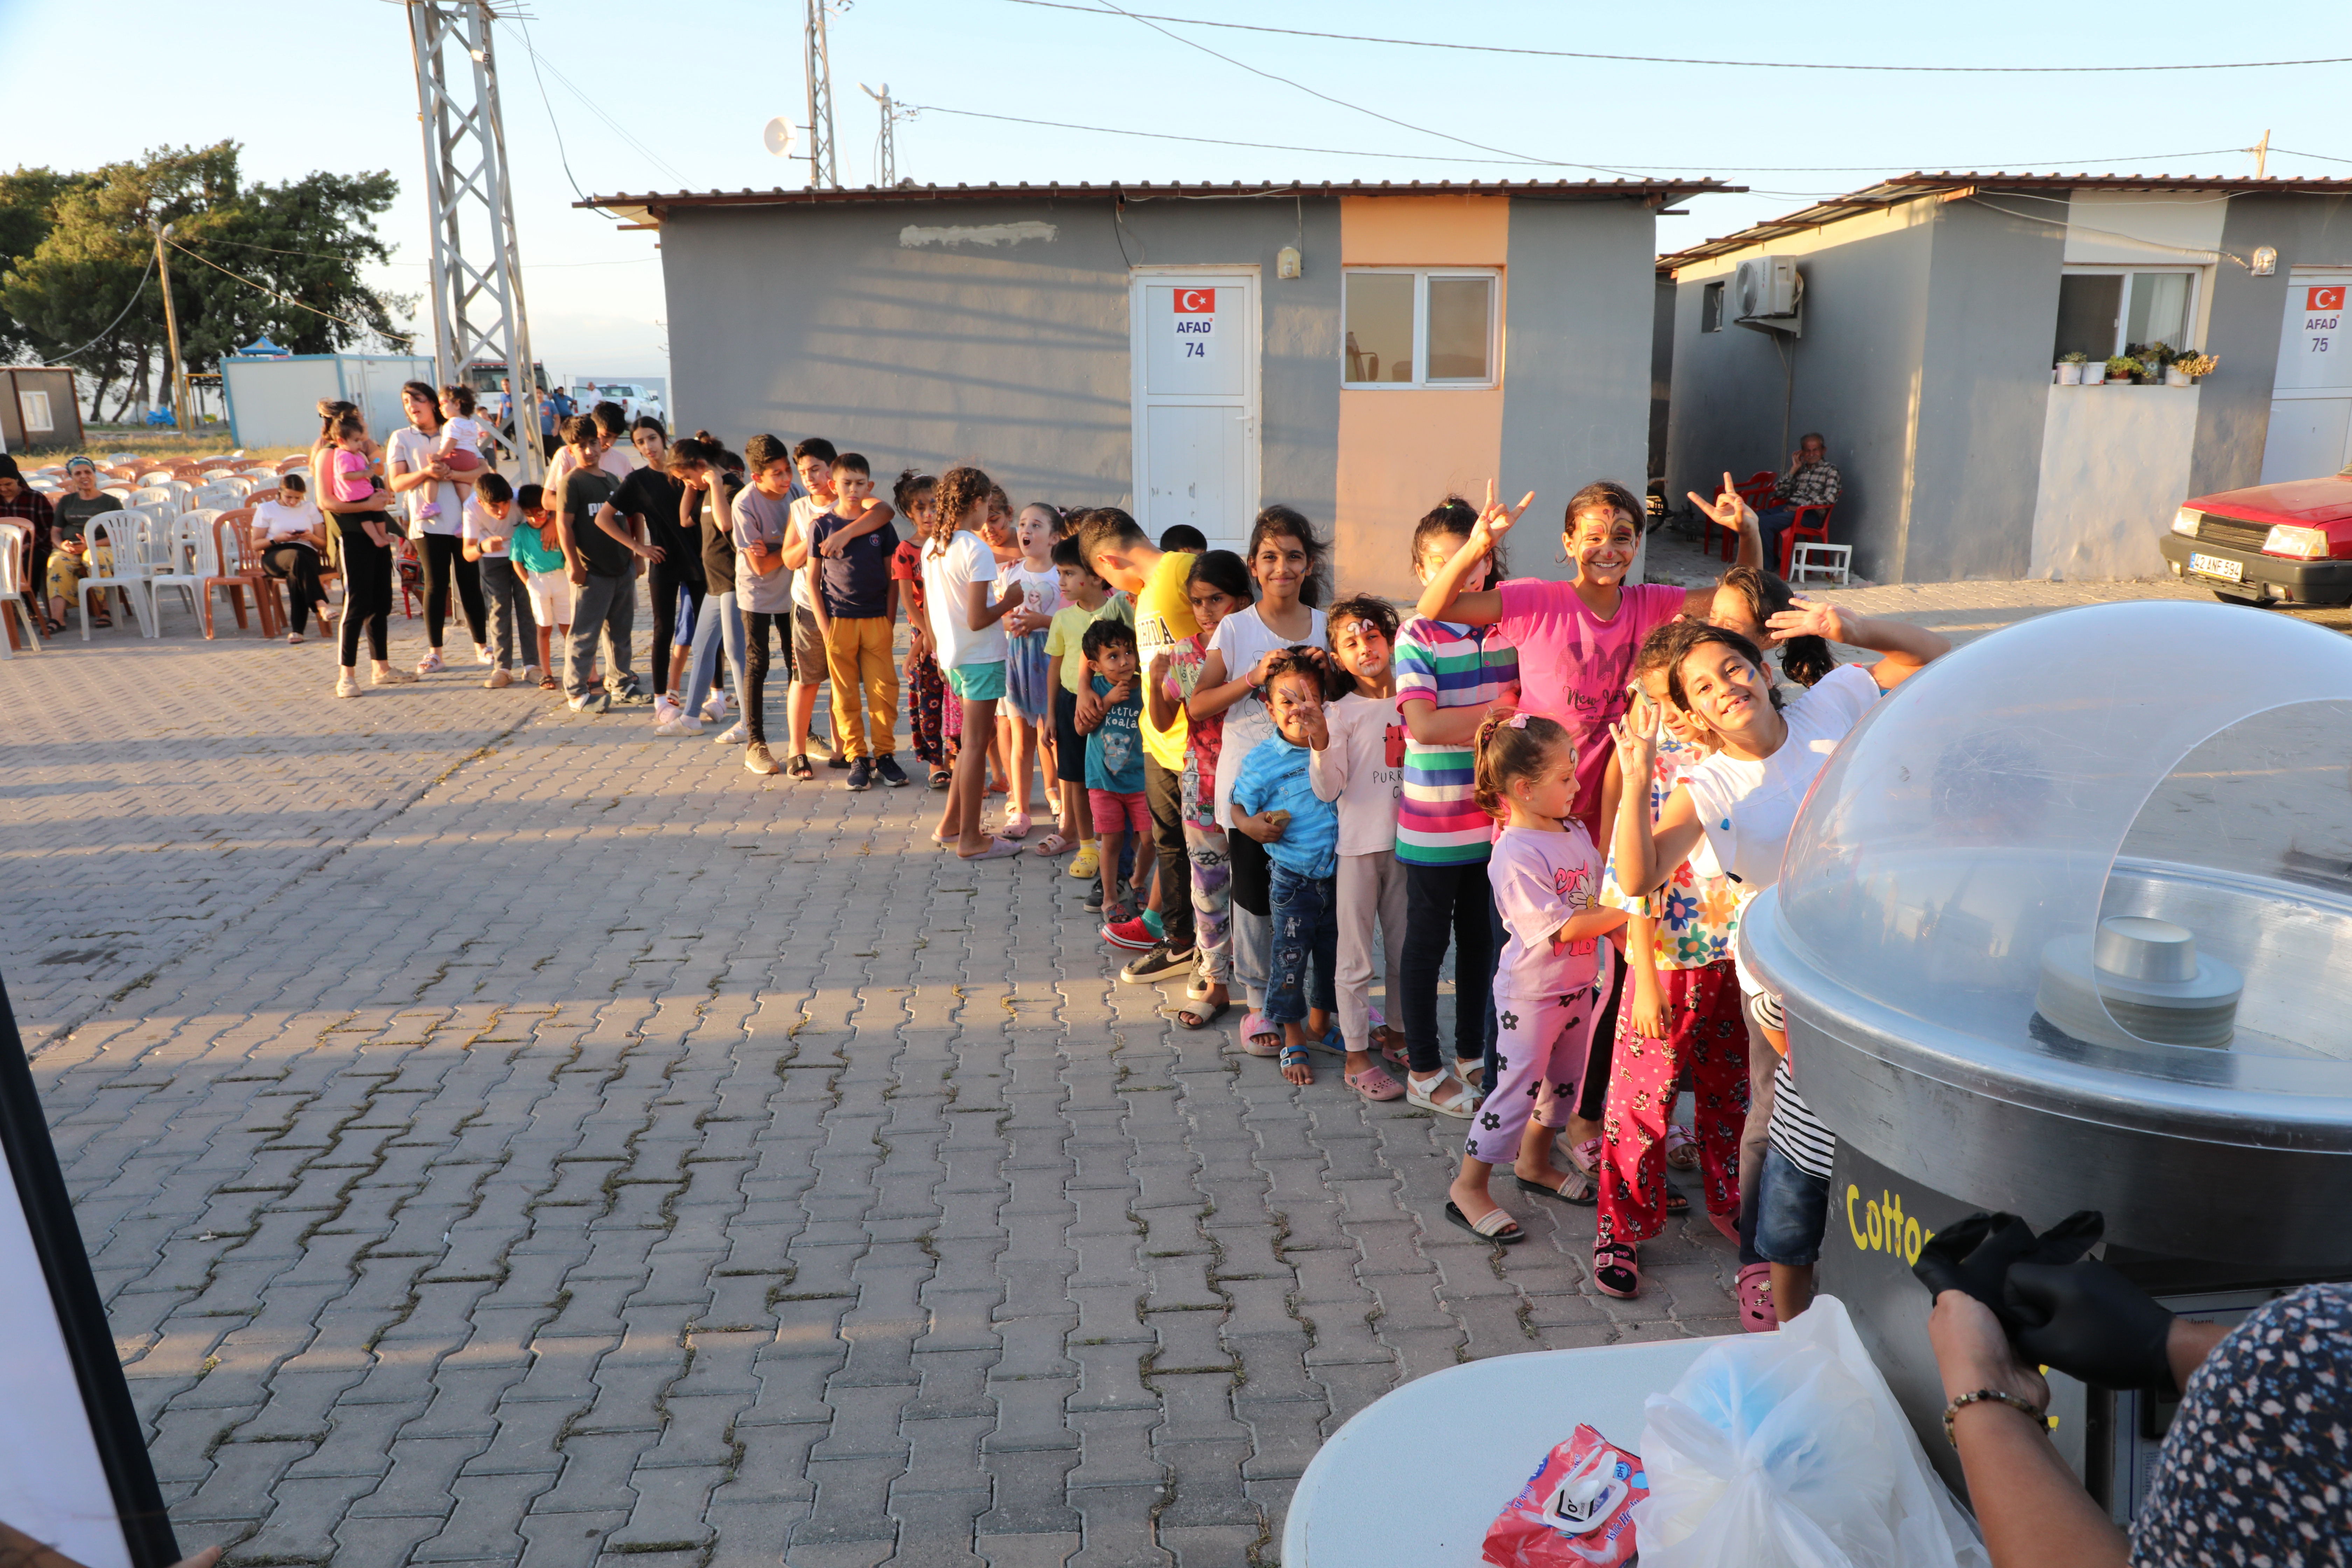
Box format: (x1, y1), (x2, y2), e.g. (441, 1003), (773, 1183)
(1774, 600), (2352, 1087)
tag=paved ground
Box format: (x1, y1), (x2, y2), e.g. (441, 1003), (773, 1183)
(0, 560), (2314, 1568)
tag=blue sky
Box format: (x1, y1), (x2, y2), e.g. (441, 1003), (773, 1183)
(3, 0), (2342, 378)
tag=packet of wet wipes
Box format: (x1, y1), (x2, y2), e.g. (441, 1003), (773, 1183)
(1481, 1423), (1647, 1568)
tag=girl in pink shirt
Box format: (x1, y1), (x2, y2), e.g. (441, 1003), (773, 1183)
(1414, 477), (1764, 840)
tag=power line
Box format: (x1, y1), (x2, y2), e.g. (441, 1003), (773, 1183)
(905, 108), (2267, 183)
(164, 238), (416, 347)
(38, 251), (159, 368)
(1000, 0), (2352, 73)
(1063, 0), (1641, 177)
(514, 24), (688, 188)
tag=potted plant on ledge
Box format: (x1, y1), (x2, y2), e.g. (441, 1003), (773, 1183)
(2058, 351), (2088, 385)
(2105, 355), (2140, 386)
(2173, 352), (2217, 386)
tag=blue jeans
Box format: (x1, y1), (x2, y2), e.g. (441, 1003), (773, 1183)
(1757, 507), (1796, 570)
(1265, 863), (1338, 1028)
(1752, 1146), (1831, 1266)
(682, 588), (745, 720)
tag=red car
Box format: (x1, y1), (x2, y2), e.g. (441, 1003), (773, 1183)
(2162, 464), (2352, 607)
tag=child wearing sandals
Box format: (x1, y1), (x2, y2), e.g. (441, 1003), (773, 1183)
(1447, 713), (1624, 1244)
(1589, 627), (1750, 1304)
(1308, 595), (1411, 1103)
(1611, 608), (1948, 1318)
(1228, 651), (1343, 1088)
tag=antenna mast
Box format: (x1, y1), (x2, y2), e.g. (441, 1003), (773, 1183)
(406, 0), (544, 481)
(860, 82), (903, 188)
(805, 0), (841, 189)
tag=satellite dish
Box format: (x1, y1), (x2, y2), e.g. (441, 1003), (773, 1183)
(763, 117), (797, 158)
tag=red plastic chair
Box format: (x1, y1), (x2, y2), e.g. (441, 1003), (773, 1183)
(1709, 471), (1777, 561)
(1777, 503), (1834, 577)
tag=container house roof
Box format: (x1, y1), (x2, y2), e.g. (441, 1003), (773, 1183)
(582, 177), (1741, 229)
(1656, 171), (2352, 275)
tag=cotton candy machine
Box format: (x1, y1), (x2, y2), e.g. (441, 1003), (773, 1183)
(1739, 598), (2352, 1511)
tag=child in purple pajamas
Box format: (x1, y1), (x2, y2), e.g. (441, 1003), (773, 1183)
(1445, 712), (1623, 1245)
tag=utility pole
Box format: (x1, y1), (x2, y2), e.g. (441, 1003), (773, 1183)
(805, 0), (840, 189)
(149, 220), (191, 433)
(406, 0), (545, 481)
(2251, 129), (2271, 179)
(860, 82), (900, 188)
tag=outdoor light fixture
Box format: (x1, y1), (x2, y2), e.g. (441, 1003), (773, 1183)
(1276, 245), (1302, 280)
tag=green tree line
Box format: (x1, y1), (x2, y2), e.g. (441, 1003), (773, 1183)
(0, 141), (412, 422)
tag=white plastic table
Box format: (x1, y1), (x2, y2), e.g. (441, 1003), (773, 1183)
(1280, 1337), (1717, 1568)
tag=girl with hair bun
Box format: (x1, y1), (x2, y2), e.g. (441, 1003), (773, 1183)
(1445, 711), (1624, 1245)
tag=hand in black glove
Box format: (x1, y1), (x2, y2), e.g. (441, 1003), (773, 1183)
(1911, 1209), (2106, 1323)
(2005, 1257), (2178, 1396)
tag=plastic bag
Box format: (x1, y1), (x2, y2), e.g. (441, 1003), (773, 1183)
(1631, 1296), (1987, 1568)
(1482, 1423), (1647, 1568)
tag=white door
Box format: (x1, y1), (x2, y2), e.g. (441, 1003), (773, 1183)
(1130, 270), (1259, 555)
(2259, 270), (2352, 482)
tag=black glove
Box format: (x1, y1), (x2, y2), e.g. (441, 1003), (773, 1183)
(1911, 1211), (2039, 1312)
(2005, 1257), (2178, 1396)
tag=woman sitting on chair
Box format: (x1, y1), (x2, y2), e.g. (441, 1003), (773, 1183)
(249, 472), (336, 645)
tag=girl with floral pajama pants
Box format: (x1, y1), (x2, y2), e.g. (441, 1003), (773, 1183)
(1463, 977), (1612, 1167)
(1594, 960), (1748, 1255)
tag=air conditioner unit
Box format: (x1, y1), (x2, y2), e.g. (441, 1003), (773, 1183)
(1734, 255), (1804, 334)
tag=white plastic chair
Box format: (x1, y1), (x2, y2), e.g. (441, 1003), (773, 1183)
(149, 513), (218, 628)
(1788, 541), (1853, 587)
(137, 469), (175, 486)
(192, 484), (240, 512)
(131, 485), (174, 509)
(0, 521), (40, 657)
(77, 514), (153, 638)
(101, 486), (133, 502)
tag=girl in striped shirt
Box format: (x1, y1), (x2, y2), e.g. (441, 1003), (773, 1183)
(1393, 500), (1519, 1118)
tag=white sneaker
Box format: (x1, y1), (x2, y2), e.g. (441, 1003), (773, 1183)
(701, 692), (728, 723)
(416, 649), (444, 674)
(474, 643), (494, 666)
(521, 664), (540, 684)
(372, 665), (418, 686)
(485, 668), (513, 689)
(335, 672), (361, 698)
(567, 693), (596, 713)
(653, 717), (701, 737)
(714, 721), (747, 745)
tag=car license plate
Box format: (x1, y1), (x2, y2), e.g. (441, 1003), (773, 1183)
(2190, 552), (2244, 583)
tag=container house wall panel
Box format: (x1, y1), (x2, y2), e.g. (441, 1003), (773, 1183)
(2192, 194), (2352, 496)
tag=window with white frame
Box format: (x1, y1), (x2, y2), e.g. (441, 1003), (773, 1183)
(1342, 269), (1498, 386)
(2053, 266), (2203, 362)
(1701, 281), (1726, 333)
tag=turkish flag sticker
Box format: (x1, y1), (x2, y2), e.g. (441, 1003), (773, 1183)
(1174, 288), (1217, 313)
(2310, 285), (2347, 311)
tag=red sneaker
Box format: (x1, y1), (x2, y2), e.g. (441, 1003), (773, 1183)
(1100, 913), (1159, 950)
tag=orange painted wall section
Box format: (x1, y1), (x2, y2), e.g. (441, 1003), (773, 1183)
(1335, 196), (1511, 599)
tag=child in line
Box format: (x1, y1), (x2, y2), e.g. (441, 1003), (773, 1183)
(507, 482), (569, 691)
(890, 472), (950, 788)
(997, 502), (1066, 839)
(1414, 477), (1761, 1166)
(1308, 594), (1409, 1102)
(812, 452), (907, 792)
(1591, 628), (1750, 1305)
(1043, 534), (1132, 877)
(978, 486), (1022, 799)
(729, 434), (803, 775)
(1145, 550), (1250, 1029)
(327, 413), (393, 537)
(785, 436), (859, 777)
(1078, 509), (1202, 982)
(460, 472), (538, 690)
(924, 465), (1026, 860)
(1228, 651), (1343, 1089)
(1611, 606), (1948, 1320)
(1187, 507), (1327, 1058)
(1394, 499), (1519, 1119)
(1077, 620), (1148, 922)
(1448, 714), (1623, 1244)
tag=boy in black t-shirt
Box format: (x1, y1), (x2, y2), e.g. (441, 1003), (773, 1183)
(554, 414), (652, 712)
(812, 453), (905, 790)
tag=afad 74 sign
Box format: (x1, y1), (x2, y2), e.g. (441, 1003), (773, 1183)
(1172, 287), (1216, 360)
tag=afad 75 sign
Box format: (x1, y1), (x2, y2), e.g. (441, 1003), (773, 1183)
(2310, 285), (2347, 313)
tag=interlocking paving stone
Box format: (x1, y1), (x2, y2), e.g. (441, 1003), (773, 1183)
(6, 569), (2261, 1565)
